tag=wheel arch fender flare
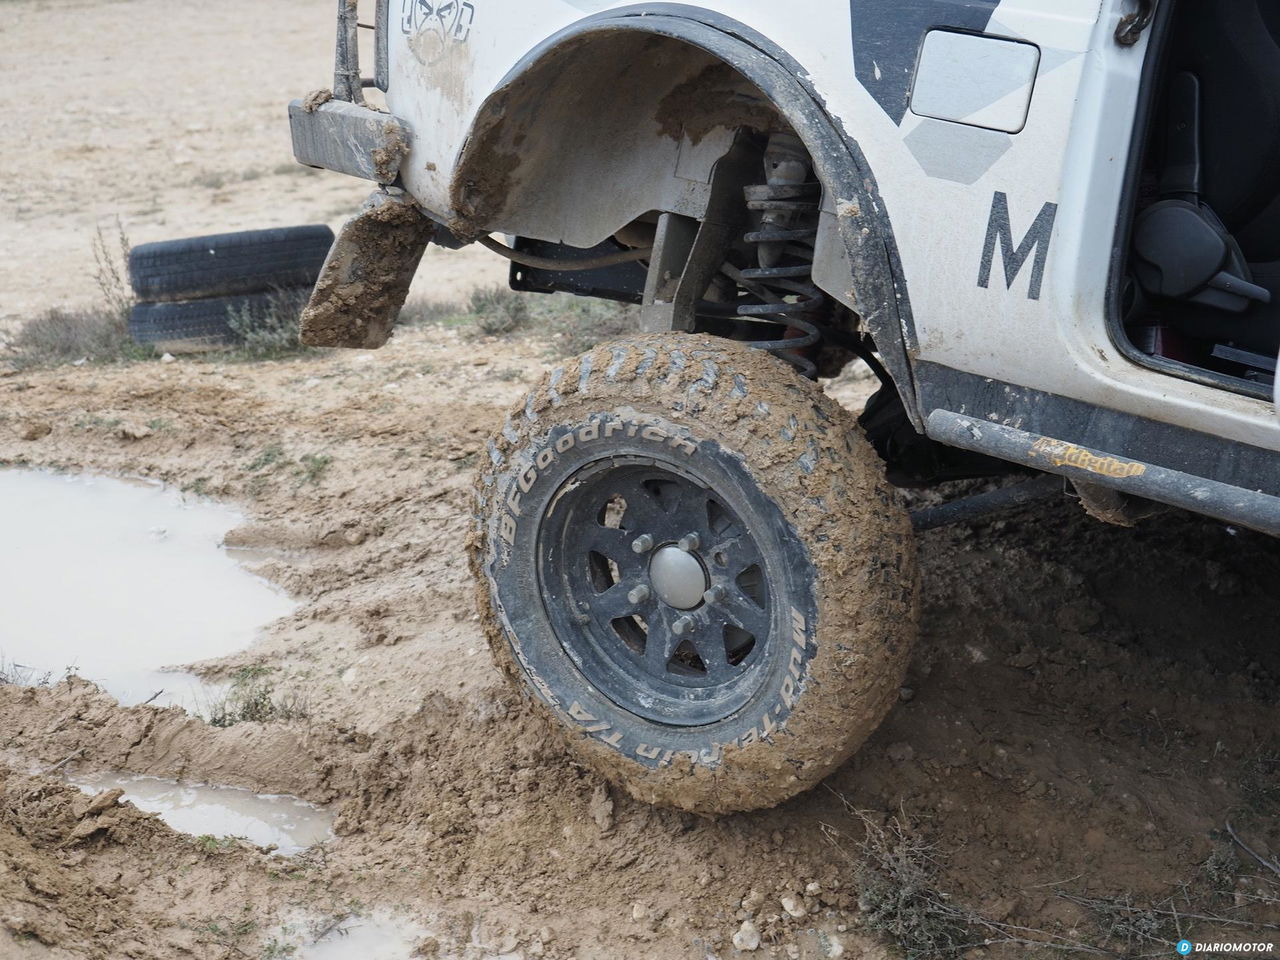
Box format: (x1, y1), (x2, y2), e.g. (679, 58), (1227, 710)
(450, 5), (922, 428)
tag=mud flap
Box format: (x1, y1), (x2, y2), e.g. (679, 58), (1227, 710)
(299, 189), (436, 349)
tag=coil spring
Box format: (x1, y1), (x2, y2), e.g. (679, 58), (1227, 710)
(736, 180), (827, 378)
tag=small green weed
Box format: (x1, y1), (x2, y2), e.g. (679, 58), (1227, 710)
(196, 916), (257, 948)
(193, 171), (229, 190)
(468, 285), (530, 334)
(272, 162), (314, 177)
(1201, 840), (1242, 892)
(73, 415), (124, 431)
(399, 285), (529, 334)
(398, 294), (478, 330)
(246, 444), (287, 473)
(93, 218), (134, 323)
(295, 452), (333, 486)
(203, 666), (308, 728)
(194, 834), (239, 854)
(8, 307), (146, 370)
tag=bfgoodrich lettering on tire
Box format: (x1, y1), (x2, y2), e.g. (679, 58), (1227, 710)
(470, 334), (916, 814)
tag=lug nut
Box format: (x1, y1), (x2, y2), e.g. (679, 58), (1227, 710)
(627, 585), (652, 605)
(677, 533), (701, 552)
(672, 616), (695, 636)
(703, 585), (726, 605)
(631, 534), (655, 554)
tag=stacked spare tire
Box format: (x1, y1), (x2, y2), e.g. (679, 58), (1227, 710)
(128, 225), (334, 353)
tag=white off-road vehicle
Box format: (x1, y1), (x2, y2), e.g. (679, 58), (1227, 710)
(290, 0), (1280, 814)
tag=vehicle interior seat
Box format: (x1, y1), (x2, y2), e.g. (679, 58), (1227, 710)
(1233, 0), (1280, 264)
(1131, 0), (1280, 359)
(1178, 0), (1280, 243)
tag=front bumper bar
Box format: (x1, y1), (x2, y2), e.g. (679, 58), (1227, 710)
(288, 97), (410, 185)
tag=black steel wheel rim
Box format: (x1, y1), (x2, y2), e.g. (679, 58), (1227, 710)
(537, 456), (777, 727)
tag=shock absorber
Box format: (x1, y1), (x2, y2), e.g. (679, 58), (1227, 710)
(734, 133), (828, 377)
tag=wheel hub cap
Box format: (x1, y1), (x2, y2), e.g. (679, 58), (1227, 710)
(537, 459), (776, 725)
(649, 545), (708, 610)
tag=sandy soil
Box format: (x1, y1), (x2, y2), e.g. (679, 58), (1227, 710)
(0, 0), (505, 331)
(2, 2), (1279, 959)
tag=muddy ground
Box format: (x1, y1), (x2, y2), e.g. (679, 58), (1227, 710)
(3, 2), (1279, 959)
(2, 325), (1278, 960)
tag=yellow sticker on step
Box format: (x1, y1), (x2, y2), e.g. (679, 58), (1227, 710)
(1030, 438), (1147, 479)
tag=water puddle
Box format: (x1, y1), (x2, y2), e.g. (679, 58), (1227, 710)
(289, 913), (435, 959)
(0, 470), (294, 709)
(67, 770), (334, 856)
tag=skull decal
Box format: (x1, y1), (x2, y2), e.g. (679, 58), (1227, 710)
(401, 0), (474, 42)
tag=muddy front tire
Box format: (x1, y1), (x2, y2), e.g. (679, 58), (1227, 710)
(470, 334), (916, 815)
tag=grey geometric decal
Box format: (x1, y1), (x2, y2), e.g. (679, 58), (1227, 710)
(904, 120), (1013, 185)
(850, 0), (1000, 125)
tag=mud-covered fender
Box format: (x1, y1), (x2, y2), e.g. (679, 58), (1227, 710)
(452, 6), (922, 428)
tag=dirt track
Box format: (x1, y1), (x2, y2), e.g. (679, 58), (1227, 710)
(2, 2), (1279, 959)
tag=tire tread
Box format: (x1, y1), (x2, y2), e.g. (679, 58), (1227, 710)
(471, 334), (917, 814)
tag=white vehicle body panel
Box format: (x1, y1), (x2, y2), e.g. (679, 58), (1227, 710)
(382, 0), (1280, 455)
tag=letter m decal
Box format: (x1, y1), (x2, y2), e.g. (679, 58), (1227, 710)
(978, 192), (1059, 301)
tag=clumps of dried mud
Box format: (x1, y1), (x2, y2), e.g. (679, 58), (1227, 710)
(0, 761), (300, 959)
(1, 330), (1278, 959)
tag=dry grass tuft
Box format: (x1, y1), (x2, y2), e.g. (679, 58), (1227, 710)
(225, 288), (312, 359)
(825, 808), (970, 959)
(8, 306), (141, 369)
(7, 221), (143, 369)
(0, 657), (53, 687)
